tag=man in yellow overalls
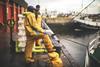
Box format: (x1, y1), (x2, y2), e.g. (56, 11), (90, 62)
(35, 5), (42, 46)
(34, 5), (63, 67)
(23, 6), (55, 63)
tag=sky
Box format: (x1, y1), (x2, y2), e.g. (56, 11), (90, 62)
(25, 0), (100, 14)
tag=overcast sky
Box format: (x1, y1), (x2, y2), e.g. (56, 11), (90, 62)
(25, 0), (100, 14)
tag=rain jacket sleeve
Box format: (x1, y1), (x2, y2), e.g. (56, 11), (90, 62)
(24, 12), (45, 36)
(24, 16), (36, 36)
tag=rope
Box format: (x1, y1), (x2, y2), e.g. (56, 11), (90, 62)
(64, 38), (88, 47)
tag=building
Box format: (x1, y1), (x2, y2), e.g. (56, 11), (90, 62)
(0, 0), (27, 32)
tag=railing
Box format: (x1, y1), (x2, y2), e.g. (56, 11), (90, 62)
(89, 33), (100, 54)
(85, 31), (100, 67)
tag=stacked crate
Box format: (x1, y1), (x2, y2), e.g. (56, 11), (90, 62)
(17, 14), (26, 52)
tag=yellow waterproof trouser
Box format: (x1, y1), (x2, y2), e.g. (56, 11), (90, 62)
(25, 33), (54, 60)
(34, 33), (54, 50)
(49, 52), (63, 67)
(36, 39), (41, 46)
(25, 39), (35, 59)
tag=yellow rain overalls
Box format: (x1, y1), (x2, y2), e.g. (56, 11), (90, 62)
(23, 12), (54, 62)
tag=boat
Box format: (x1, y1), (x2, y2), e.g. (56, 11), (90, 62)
(85, 32), (100, 67)
(74, 14), (100, 30)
